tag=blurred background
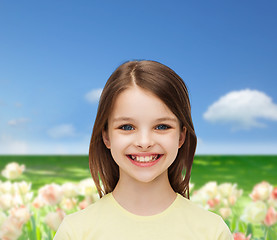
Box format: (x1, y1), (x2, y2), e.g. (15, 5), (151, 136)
(0, 2), (277, 239)
(1, 0), (276, 155)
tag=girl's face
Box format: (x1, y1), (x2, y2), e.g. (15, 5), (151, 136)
(102, 86), (186, 185)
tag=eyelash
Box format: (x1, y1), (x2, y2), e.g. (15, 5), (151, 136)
(119, 125), (134, 131)
(119, 124), (171, 131)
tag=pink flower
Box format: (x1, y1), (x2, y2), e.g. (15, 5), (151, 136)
(32, 195), (45, 209)
(219, 207), (232, 220)
(9, 206), (30, 225)
(264, 206), (277, 226)
(79, 199), (89, 210)
(38, 183), (63, 206)
(233, 232), (251, 240)
(44, 209), (65, 231)
(0, 194), (13, 210)
(62, 183), (78, 198)
(1, 162), (25, 180)
(250, 181), (273, 201)
(79, 196), (94, 210)
(271, 187), (277, 200)
(207, 198), (220, 209)
(229, 195), (238, 206)
(241, 201), (267, 224)
(60, 198), (77, 210)
(0, 216), (23, 240)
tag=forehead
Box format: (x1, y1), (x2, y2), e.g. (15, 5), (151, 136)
(109, 86), (177, 120)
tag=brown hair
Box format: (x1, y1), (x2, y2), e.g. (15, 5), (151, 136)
(89, 60), (197, 199)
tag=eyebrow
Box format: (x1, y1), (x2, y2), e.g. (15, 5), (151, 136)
(112, 117), (178, 123)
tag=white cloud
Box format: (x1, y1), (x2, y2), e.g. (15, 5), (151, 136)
(0, 136), (90, 154)
(0, 135), (28, 154)
(8, 118), (30, 126)
(47, 124), (76, 139)
(203, 89), (277, 130)
(85, 88), (102, 103)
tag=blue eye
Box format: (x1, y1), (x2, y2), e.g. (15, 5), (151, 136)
(156, 124), (170, 130)
(120, 125), (134, 131)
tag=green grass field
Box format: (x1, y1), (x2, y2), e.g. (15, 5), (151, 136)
(1, 155), (276, 238)
(0, 155), (276, 196)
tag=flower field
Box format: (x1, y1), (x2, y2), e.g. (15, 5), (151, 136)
(0, 155), (276, 240)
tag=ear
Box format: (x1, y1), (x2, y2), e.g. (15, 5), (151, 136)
(102, 129), (111, 149)
(179, 127), (187, 148)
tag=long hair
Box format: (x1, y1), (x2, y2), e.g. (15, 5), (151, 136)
(89, 60), (197, 199)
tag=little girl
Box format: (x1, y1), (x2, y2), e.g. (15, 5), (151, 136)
(54, 60), (233, 239)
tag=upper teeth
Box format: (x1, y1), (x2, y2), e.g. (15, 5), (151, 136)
(130, 155), (159, 162)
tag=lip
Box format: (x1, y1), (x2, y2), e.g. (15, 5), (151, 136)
(127, 154), (163, 167)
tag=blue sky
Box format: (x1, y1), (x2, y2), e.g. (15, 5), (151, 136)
(0, 0), (276, 154)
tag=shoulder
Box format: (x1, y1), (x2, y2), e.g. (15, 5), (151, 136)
(175, 194), (233, 239)
(176, 194), (220, 221)
(54, 193), (112, 239)
(65, 193), (111, 224)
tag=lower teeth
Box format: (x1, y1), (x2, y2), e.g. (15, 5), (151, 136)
(135, 160), (155, 163)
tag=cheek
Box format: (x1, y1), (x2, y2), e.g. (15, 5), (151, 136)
(158, 133), (180, 151)
(165, 131), (180, 144)
(109, 133), (132, 151)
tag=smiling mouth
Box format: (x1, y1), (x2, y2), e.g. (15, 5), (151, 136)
(127, 154), (162, 163)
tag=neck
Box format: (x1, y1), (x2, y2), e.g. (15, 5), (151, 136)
(112, 171), (177, 216)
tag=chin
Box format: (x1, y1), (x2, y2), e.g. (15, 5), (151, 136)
(133, 172), (166, 184)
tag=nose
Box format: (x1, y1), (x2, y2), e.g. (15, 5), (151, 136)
(135, 130), (154, 149)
